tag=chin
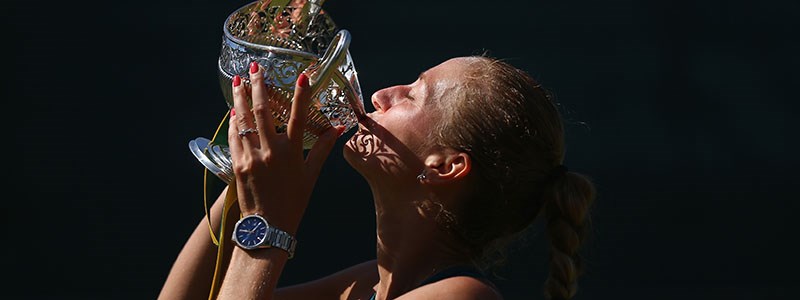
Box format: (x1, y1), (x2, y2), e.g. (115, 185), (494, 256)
(343, 127), (393, 179)
(341, 117), (412, 182)
(343, 132), (371, 165)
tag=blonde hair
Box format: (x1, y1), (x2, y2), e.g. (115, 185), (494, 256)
(432, 56), (596, 300)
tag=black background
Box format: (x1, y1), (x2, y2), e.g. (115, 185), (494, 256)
(5, 0), (799, 299)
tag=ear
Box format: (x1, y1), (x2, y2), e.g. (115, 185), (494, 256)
(421, 149), (472, 185)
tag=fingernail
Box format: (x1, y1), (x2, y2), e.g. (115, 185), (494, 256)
(231, 108), (236, 117)
(233, 75), (241, 87)
(297, 73), (309, 87)
(337, 126), (345, 136)
(250, 61), (259, 74)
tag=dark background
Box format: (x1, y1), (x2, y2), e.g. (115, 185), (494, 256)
(5, 0), (799, 299)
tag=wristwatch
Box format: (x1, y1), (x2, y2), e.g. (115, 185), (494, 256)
(232, 214), (297, 258)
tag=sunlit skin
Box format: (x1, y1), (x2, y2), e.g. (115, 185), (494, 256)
(342, 57), (499, 299)
(159, 57), (502, 300)
(344, 57), (471, 182)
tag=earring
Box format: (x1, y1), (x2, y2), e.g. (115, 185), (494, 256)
(416, 169), (427, 181)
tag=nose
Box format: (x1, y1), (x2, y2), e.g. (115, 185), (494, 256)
(370, 85), (407, 113)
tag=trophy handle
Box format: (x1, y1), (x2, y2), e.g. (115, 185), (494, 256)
(307, 30), (351, 94)
(306, 29), (365, 119)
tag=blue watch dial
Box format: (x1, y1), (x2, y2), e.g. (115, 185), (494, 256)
(235, 215), (269, 249)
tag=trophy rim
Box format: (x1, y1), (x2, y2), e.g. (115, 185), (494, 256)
(222, 27), (320, 59)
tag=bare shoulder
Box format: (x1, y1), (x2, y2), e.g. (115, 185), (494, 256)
(396, 276), (503, 300)
(275, 259), (378, 300)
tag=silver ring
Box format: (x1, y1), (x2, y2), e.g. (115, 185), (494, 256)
(238, 128), (258, 137)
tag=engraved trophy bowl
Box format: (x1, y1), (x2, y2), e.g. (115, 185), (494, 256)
(189, 0), (365, 184)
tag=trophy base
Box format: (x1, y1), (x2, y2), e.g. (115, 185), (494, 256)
(189, 137), (233, 184)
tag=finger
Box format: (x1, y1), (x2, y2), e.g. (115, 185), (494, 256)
(227, 108), (244, 169)
(248, 61), (278, 145)
(305, 125), (343, 179)
(286, 72), (312, 151)
(228, 107), (255, 213)
(231, 75), (259, 148)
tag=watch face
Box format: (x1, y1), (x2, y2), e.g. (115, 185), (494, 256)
(234, 215), (269, 249)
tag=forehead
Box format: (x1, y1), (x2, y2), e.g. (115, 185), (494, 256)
(419, 57), (480, 101)
(424, 57), (478, 79)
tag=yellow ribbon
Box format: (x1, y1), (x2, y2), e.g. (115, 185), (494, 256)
(201, 109), (239, 299)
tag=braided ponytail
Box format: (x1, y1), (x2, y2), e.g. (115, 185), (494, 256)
(543, 171), (595, 300)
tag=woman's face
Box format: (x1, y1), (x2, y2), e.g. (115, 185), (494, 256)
(343, 57), (474, 181)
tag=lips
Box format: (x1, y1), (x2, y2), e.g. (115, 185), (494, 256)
(356, 118), (371, 134)
(356, 110), (374, 127)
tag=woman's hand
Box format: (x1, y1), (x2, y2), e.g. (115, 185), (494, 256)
(227, 61), (342, 235)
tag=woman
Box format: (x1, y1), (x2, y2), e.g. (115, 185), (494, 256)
(159, 56), (596, 300)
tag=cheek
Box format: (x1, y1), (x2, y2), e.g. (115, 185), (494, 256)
(388, 113), (434, 153)
(380, 116), (428, 152)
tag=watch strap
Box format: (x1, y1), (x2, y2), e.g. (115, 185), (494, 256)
(265, 226), (297, 259)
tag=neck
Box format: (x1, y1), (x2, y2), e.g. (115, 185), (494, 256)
(371, 188), (472, 300)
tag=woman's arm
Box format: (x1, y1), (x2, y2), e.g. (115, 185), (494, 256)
(217, 246), (289, 299)
(215, 62), (342, 299)
(158, 186), (240, 300)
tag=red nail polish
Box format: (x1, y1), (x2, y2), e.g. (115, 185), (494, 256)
(337, 126), (345, 136)
(233, 75), (241, 87)
(250, 61), (259, 74)
(297, 73), (309, 87)
(231, 108), (236, 116)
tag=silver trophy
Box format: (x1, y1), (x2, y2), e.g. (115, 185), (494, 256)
(189, 0), (365, 183)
